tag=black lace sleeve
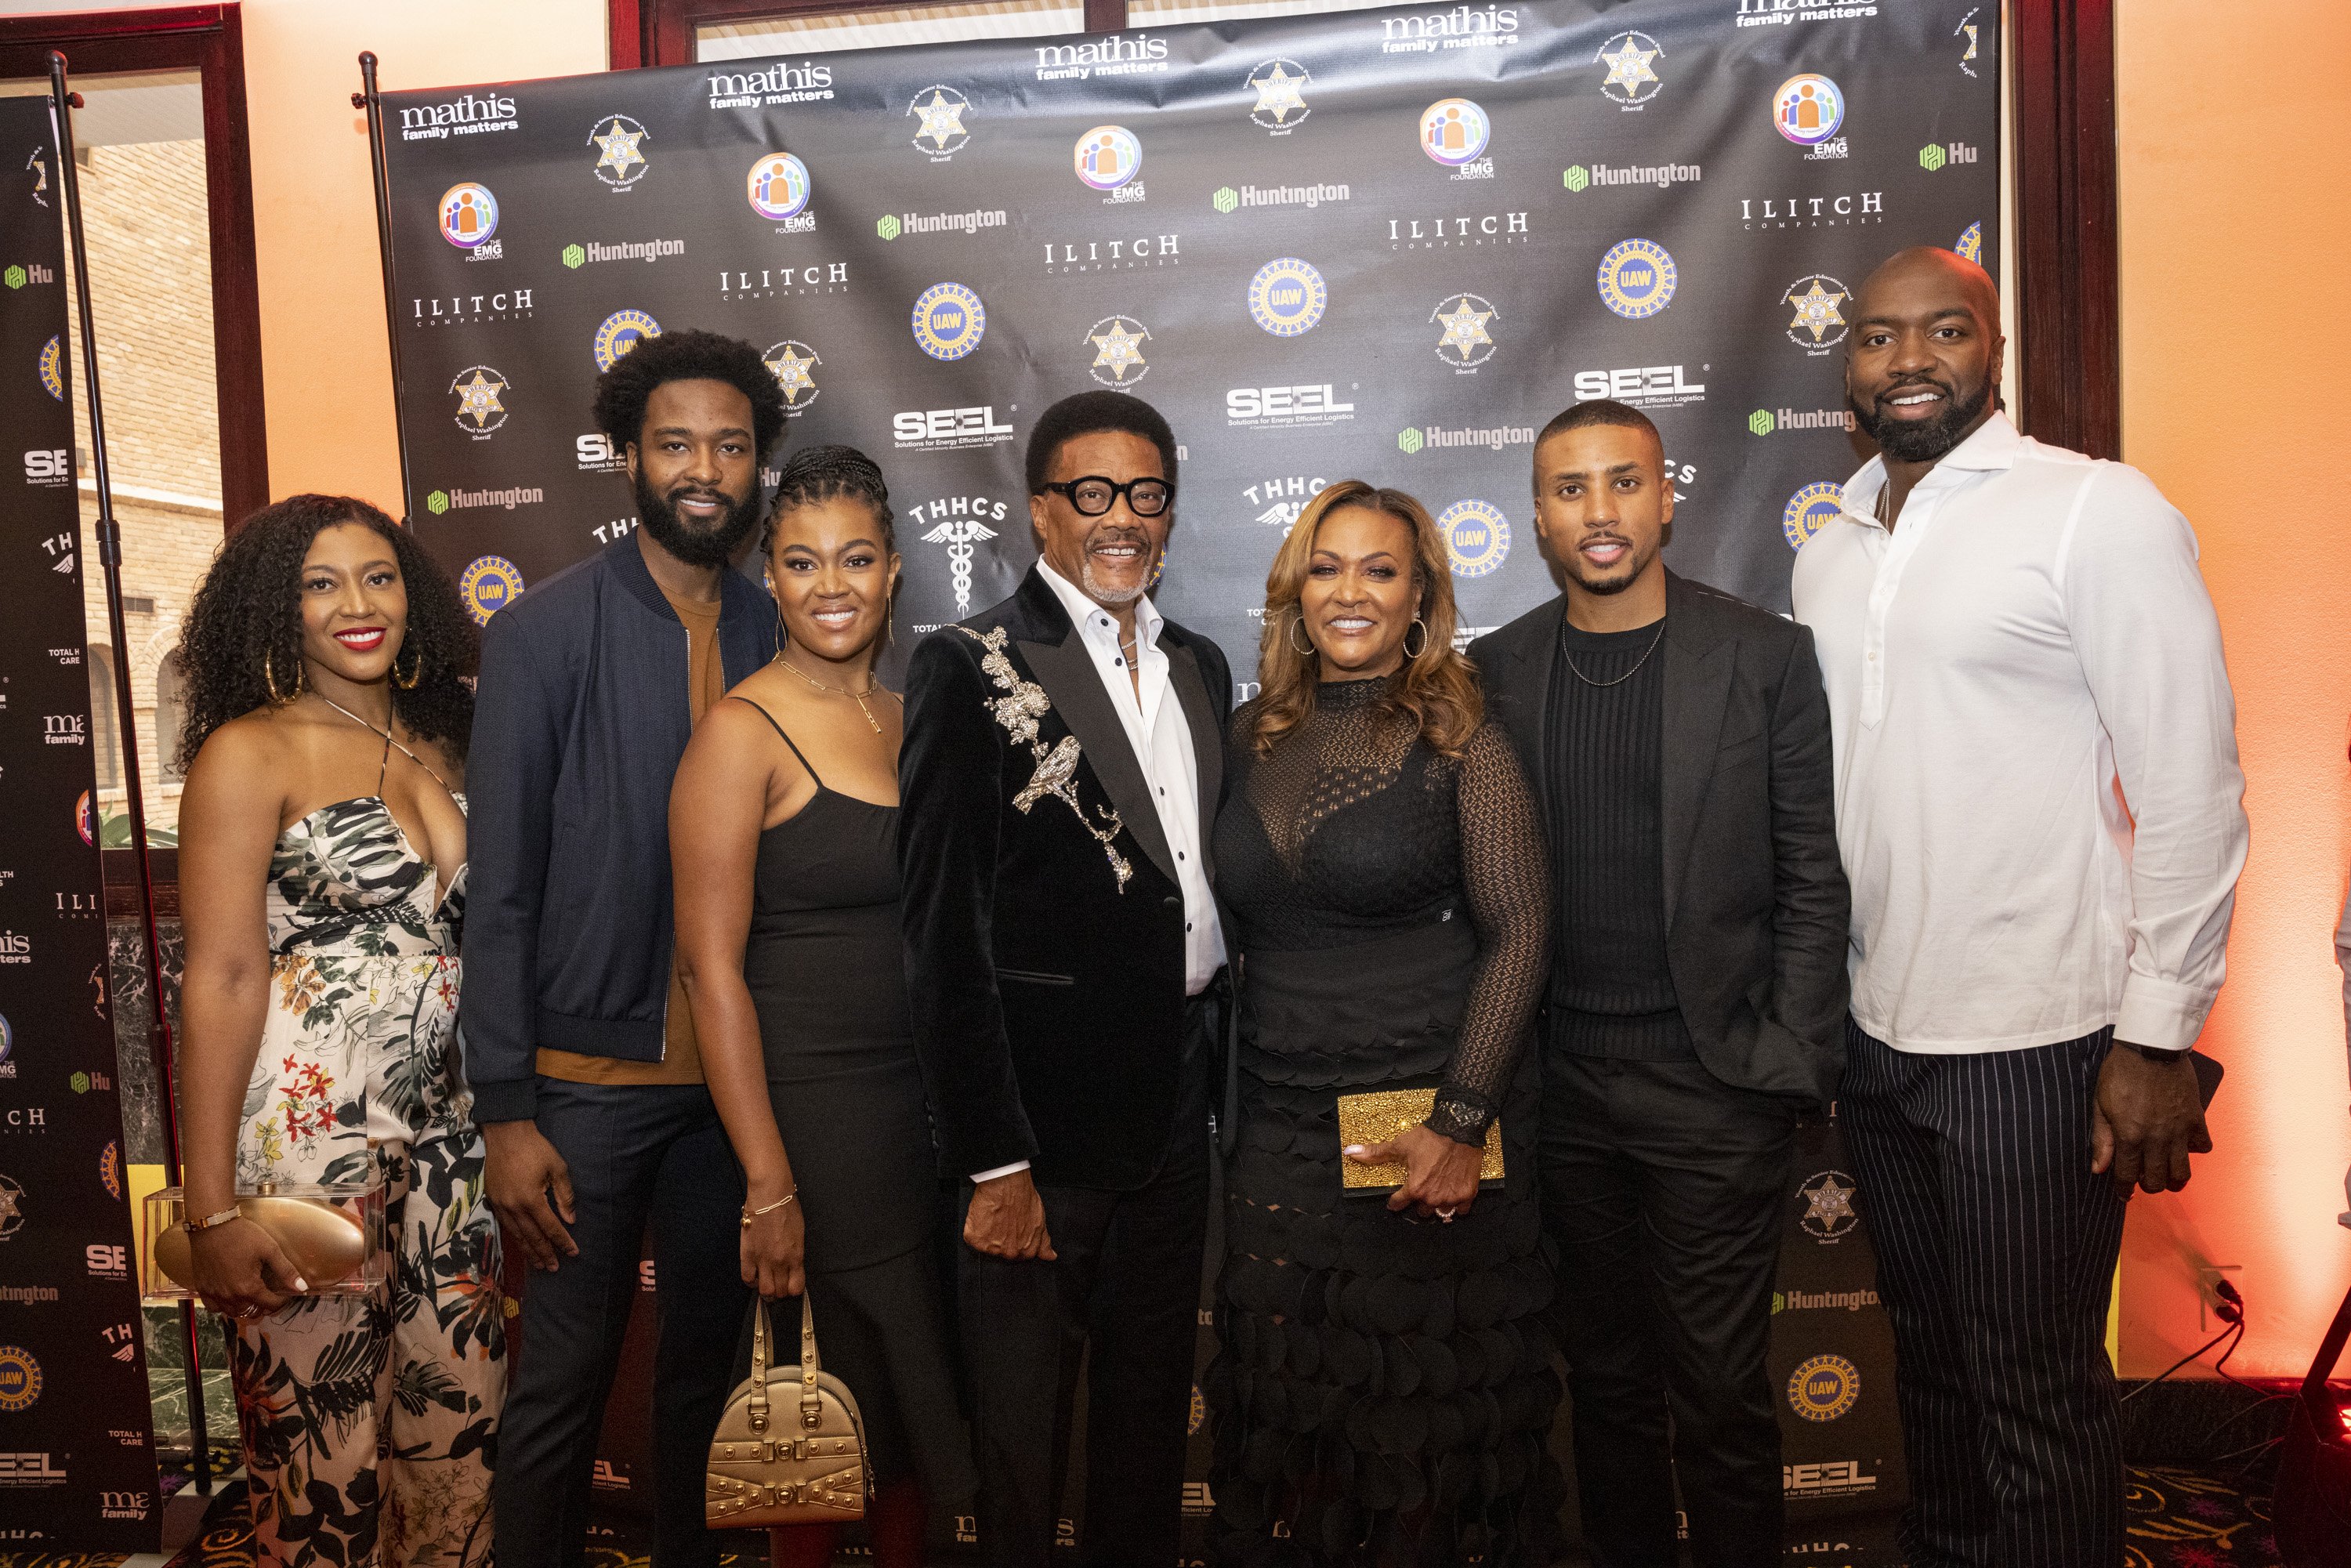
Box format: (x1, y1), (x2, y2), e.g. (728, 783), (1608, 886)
(1427, 722), (1551, 1144)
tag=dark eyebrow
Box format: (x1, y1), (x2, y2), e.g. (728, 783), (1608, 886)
(1857, 308), (1977, 330)
(1546, 461), (1644, 483)
(647, 423), (754, 440)
(779, 538), (881, 553)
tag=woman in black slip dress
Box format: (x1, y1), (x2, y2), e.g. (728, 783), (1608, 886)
(1208, 483), (1562, 1568)
(671, 446), (973, 1568)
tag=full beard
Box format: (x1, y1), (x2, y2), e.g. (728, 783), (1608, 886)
(1850, 373), (1994, 464)
(635, 473), (763, 569)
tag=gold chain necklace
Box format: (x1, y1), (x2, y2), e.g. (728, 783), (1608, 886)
(772, 651), (896, 733)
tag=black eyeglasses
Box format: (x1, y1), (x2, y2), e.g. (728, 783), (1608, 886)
(1039, 476), (1175, 518)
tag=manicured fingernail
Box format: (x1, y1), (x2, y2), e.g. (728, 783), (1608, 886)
(293, 1278), (308, 1291)
(1342, 1146), (1367, 1157)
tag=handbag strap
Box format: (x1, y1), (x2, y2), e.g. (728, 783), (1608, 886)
(748, 1298), (772, 1431)
(745, 1293), (828, 1432)
(798, 1293), (824, 1427)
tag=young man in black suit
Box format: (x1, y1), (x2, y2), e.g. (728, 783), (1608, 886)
(1469, 399), (1849, 1568)
(899, 390), (1230, 1568)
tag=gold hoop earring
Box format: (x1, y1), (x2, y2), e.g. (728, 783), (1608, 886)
(1287, 616), (1316, 657)
(393, 644), (422, 690)
(263, 646), (302, 705)
(1402, 617), (1430, 661)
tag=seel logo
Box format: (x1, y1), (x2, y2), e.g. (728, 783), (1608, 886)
(1439, 500), (1510, 578)
(459, 557), (525, 626)
(0, 1452), (64, 1487)
(1785, 1459), (1878, 1499)
(85, 1243), (127, 1280)
(911, 284), (987, 361)
(908, 86), (971, 158)
(1226, 384), (1353, 429)
(1246, 258), (1327, 338)
(892, 406), (1013, 453)
(22, 448), (68, 487)
(1573, 364), (1704, 408)
(1597, 239), (1677, 319)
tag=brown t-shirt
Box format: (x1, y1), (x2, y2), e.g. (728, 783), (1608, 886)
(535, 585), (728, 1087)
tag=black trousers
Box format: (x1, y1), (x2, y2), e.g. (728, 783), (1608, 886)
(493, 1079), (751, 1568)
(1841, 1023), (2127, 1568)
(1538, 1053), (1797, 1568)
(958, 998), (1214, 1568)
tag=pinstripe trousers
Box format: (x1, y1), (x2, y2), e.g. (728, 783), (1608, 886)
(1841, 1023), (2128, 1568)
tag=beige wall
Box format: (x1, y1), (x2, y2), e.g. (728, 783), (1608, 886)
(241, 0), (604, 510)
(2114, 0), (2351, 1376)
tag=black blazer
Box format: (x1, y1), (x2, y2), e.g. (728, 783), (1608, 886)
(1468, 571), (1849, 1107)
(900, 567), (1232, 1190)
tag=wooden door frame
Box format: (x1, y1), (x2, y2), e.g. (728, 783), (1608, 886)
(614, 0), (2120, 460)
(0, 2), (269, 525)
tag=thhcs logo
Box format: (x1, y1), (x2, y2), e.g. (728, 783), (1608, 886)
(3, 262), (54, 288)
(1034, 32), (1169, 83)
(1774, 74), (1847, 160)
(1419, 99), (1493, 179)
(21, 448), (68, 488)
(907, 86), (971, 158)
(1086, 317), (1150, 386)
(1389, 210), (1527, 252)
(907, 495), (1012, 615)
(705, 60), (833, 110)
(1438, 500), (1510, 578)
(459, 558), (525, 625)
(1246, 60), (1311, 133)
(397, 91), (516, 143)
(589, 114), (651, 190)
(893, 406), (1013, 454)
(1596, 239), (1677, 318)
(1740, 192), (1885, 231)
(438, 183), (500, 260)
(763, 341), (821, 413)
(748, 153), (814, 232)
(1919, 141), (1980, 172)
(1379, 5), (1519, 55)
(1784, 275), (1850, 353)
(1430, 294), (1497, 371)
(1075, 126), (1144, 203)
(1596, 31), (1664, 107)
(1241, 476), (1328, 532)
(1574, 364), (1704, 409)
(1226, 384), (1353, 430)
(449, 366), (509, 438)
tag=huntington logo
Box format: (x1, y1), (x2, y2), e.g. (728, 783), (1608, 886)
(2, 266), (22, 290)
(426, 491), (450, 515)
(1398, 427), (1425, 454)
(1563, 166), (1589, 192)
(1212, 186), (1239, 213)
(562, 244), (586, 268)
(877, 215), (903, 241)
(1920, 143), (1946, 172)
(1750, 410), (1775, 435)
(1920, 141), (1979, 171)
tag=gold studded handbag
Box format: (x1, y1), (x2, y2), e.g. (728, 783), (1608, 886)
(705, 1295), (869, 1528)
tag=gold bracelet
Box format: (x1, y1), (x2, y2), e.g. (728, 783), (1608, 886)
(741, 1192), (798, 1229)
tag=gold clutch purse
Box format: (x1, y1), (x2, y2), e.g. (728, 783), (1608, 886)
(145, 1179), (386, 1300)
(706, 1295), (869, 1528)
(1337, 1087), (1505, 1194)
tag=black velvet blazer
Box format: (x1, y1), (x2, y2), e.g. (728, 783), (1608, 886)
(899, 567), (1232, 1190)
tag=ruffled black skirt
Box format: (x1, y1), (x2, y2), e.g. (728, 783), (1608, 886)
(1209, 918), (1562, 1567)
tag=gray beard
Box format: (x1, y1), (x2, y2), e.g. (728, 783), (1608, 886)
(1081, 556), (1151, 606)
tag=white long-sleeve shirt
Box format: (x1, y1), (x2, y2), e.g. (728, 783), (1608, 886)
(1791, 413), (2248, 1054)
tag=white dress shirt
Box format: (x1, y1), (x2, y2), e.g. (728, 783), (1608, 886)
(970, 562), (1228, 1182)
(1790, 412), (2248, 1055)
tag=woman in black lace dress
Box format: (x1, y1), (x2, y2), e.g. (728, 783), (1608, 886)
(1208, 482), (1560, 1567)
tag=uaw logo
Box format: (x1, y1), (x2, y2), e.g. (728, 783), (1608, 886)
(593, 309), (661, 371)
(459, 556), (525, 625)
(1596, 31), (1664, 107)
(1788, 1354), (1860, 1423)
(100, 1139), (122, 1200)
(1958, 8), (1982, 75)
(907, 495), (1009, 615)
(0, 1172), (20, 1238)
(1247, 59), (1311, 133)
(1774, 74), (1847, 159)
(1086, 316), (1150, 386)
(908, 85), (971, 158)
(1597, 238), (1676, 319)
(1430, 293), (1497, 370)
(1955, 220), (1984, 265)
(912, 283), (986, 361)
(1796, 1168), (1861, 1239)
(449, 365), (509, 438)
(1420, 98), (1493, 178)
(748, 153), (814, 232)
(589, 114), (651, 189)
(1784, 274), (1850, 353)
(438, 182), (500, 259)
(1438, 499), (1510, 578)
(1241, 476), (1327, 532)
(763, 340), (821, 413)
(1247, 257), (1328, 338)
(0, 1347), (38, 1413)
(38, 335), (63, 400)
(1075, 126), (1144, 202)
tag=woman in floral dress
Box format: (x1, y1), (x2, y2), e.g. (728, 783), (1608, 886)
(176, 495), (504, 1568)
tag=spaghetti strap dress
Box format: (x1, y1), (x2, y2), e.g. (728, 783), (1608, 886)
(730, 697), (974, 1503)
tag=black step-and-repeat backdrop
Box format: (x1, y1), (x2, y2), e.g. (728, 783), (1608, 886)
(0, 96), (161, 1554)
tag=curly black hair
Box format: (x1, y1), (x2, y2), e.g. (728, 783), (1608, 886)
(762, 444), (894, 555)
(590, 328), (788, 462)
(176, 495), (479, 772)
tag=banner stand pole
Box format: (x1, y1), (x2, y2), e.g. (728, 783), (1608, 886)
(47, 50), (212, 1500)
(353, 52), (415, 525)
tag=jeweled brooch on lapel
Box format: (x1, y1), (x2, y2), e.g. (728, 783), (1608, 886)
(956, 625), (1132, 892)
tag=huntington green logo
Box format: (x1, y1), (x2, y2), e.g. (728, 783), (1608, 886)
(1563, 165), (1589, 193)
(1919, 143), (1947, 172)
(69, 1072), (89, 1094)
(1749, 409), (1776, 436)
(561, 244), (586, 269)
(1212, 186), (1239, 215)
(1771, 1291), (1785, 1315)
(875, 215), (902, 241)
(2, 266), (23, 290)
(426, 491), (450, 516)
(1397, 427), (1425, 455)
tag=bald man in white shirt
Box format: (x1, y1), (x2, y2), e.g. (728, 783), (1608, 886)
(1791, 248), (2248, 1568)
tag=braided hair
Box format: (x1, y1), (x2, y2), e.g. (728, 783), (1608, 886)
(176, 495), (478, 771)
(763, 444), (895, 553)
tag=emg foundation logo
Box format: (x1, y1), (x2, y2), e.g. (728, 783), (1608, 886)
(1419, 98), (1494, 178)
